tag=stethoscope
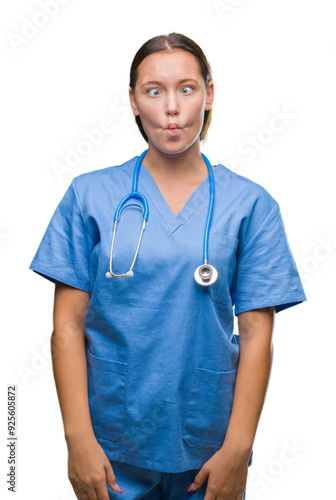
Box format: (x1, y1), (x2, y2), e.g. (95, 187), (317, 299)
(105, 149), (218, 287)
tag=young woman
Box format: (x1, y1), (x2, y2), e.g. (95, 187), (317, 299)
(29, 32), (307, 500)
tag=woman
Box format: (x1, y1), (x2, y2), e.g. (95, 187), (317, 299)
(29, 33), (307, 499)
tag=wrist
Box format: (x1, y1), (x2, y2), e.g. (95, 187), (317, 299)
(64, 427), (96, 443)
(220, 435), (253, 461)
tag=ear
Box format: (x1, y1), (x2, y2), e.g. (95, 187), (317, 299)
(129, 87), (140, 116)
(205, 80), (214, 111)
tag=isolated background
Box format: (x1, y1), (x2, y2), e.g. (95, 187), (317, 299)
(1, 1), (335, 498)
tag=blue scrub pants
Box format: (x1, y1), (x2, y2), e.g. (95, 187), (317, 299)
(108, 461), (247, 499)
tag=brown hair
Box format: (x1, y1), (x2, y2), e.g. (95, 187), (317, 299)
(129, 32), (213, 143)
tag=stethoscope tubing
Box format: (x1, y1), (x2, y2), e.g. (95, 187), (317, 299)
(200, 152), (214, 263)
(106, 149), (216, 283)
(114, 150), (149, 222)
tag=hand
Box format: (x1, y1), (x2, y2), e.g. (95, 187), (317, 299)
(186, 445), (248, 499)
(66, 434), (123, 498)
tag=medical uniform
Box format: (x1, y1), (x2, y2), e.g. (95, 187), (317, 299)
(29, 154), (307, 477)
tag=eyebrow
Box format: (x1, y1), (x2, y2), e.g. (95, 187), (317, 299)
(140, 78), (199, 87)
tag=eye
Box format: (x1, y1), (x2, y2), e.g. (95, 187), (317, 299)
(147, 88), (161, 97)
(180, 85), (194, 94)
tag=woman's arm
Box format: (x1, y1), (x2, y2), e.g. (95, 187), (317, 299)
(51, 281), (122, 498)
(52, 281), (93, 440)
(221, 306), (275, 458)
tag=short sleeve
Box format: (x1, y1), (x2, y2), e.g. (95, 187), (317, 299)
(28, 178), (95, 292)
(231, 202), (307, 315)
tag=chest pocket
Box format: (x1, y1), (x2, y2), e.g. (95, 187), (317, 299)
(207, 234), (239, 305)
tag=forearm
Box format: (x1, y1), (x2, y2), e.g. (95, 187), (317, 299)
(51, 326), (95, 442)
(221, 307), (275, 458)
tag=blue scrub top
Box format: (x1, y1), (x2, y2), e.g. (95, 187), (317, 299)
(29, 155), (307, 473)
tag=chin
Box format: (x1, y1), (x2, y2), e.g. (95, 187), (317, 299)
(150, 137), (198, 156)
(159, 144), (190, 156)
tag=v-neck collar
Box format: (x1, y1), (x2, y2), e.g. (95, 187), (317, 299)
(126, 156), (229, 233)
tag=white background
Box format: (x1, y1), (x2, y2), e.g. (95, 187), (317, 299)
(1, 0), (335, 498)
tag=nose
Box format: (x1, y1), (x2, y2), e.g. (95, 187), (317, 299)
(165, 90), (179, 116)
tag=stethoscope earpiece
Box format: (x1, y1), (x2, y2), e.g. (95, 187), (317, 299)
(106, 149), (218, 287)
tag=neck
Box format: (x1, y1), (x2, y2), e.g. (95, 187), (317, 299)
(142, 141), (212, 180)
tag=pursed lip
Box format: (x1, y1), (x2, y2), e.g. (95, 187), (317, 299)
(168, 123), (178, 129)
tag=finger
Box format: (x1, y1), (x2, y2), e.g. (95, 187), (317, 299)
(203, 485), (216, 500)
(237, 488), (246, 500)
(72, 485), (81, 499)
(105, 463), (123, 494)
(82, 485), (98, 500)
(186, 466), (209, 492)
(95, 485), (110, 500)
(75, 477), (99, 500)
(74, 485), (89, 500)
(95, 484), (118, 500)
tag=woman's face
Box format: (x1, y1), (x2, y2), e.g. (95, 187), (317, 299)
(129, 49), (214, 155)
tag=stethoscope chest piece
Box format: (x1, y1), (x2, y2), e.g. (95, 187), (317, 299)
(194, 263), (218, 287)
